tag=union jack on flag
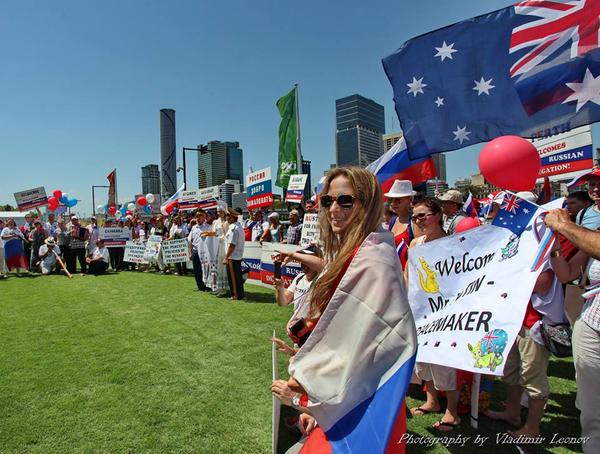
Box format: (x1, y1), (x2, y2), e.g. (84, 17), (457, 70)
(383, 0), (600, 160)
(501, 194), (521, 214)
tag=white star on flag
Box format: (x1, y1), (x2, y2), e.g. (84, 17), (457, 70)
(407, 77), (427, 97)
(452, 125), (471, 144)
(473, 77), (495, 95)
(523, 208), (529, 214)
(562, 68), (600, 112)
(435, 97), (444, 107)
(434, 41), (457, 61)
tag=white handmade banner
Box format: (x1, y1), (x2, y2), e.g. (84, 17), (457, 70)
(161, 238), (190, 264)
(285, 174), (308, 202)
(179, 186), (220, 211)
(99, 227), (130, 248)
(144, 235), (162, 261)
(123, 241), (148, 264)
(300, 213), (320, 247)
(407, 223), (543, 376)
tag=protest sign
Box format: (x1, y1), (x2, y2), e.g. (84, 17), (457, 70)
(285, 174), (308, 202)
(300, 213), (320, 247)
(407, 221), (543, 376)
(161, 238), (189, 264)
(123, 241), (148, 264)
(531, 125), (593, 183)
(241, 241), (263, 284)
(14, 187), (48, 211)
(260, 242), (302, 287)
(144, 235), (162, 261)
(179, 186), (220, 211)
(246, 167), (273, 210)
(99, 227), (130, 247)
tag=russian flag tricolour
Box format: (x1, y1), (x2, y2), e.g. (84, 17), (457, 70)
(367, 137), (436, 194)
(289, 231), (417, 453)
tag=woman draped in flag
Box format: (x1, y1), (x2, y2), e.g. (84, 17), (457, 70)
(405, 198), (460, 432)
(1, 219), (29, 275)
(274, 167), (417, 454)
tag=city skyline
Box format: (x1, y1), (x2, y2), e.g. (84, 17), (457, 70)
(2, 0), (599, 216)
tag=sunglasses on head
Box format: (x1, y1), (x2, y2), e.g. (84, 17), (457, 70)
(320, 194), (356, 209)
(411, 212), (436, 222)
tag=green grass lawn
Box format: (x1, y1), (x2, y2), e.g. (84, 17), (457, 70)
(0, 272), (582, 453)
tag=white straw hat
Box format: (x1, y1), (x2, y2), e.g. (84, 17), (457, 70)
(383, 180), (416, 198)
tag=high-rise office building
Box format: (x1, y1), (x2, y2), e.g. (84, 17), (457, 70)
(219, 179), (241, 209)
(197, 141), (244, 189)
(336, 94), (385, 167)
(141, 164), (160, 195)
(302, 159), (312, 200)
(432, 153), (447, 182)
(383, 132), (403, 153)
(160, 108), (177, 198)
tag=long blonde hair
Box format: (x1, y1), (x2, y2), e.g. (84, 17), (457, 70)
(308, 167), (383, 317)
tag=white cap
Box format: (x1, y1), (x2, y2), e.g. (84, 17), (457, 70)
(267, 212), (279, 219)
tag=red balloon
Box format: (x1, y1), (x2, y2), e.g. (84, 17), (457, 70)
(137, 196), (147, 206)
(455, 217), (481, 233)
(53, 190), (62, 200)
(479, 136), (541, 191)
(165, 203), (174, 215)
(126, 210), (133, 216)
(47, 196), (58, 211)
(108, 206), (117, 216)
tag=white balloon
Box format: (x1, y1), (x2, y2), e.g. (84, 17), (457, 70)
(127, 202), (136, 212)
(146, 193), (155, 204)
(97, 205), (105, 214)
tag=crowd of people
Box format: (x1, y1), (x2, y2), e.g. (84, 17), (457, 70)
(2, 166), (599, 451)
(0, 203), (309, 301)
(269, 167), (600, 453)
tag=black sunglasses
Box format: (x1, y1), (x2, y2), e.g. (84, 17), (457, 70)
(320, 194), (356, 209)
(411, 212), (436, 222)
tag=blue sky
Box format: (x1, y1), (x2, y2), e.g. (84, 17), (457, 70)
(1, 0), (598, 216)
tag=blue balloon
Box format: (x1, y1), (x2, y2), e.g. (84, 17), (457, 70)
(68, 198), (78, 207)
(59, 196), (69, 204)
(143, 204), (152, 214)
(119, 207), (127, 215)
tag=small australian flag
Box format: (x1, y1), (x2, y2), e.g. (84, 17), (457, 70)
(492, 194), (538, 236)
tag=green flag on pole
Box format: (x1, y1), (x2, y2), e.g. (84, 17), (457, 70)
(276, 86), (299, 188)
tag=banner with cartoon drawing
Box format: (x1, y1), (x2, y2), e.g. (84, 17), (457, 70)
(407, 222), (544, 376)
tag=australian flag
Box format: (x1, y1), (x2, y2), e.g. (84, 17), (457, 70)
(383, 0), (600, 159)
(492, 194), (538, 235)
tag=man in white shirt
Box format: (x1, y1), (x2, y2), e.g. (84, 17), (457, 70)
(224, 208), (245, 300)
(38, 237), (61, 275)
(44, 213), (58, 239)
(187, 210), (211, 291)
(86, 239), (110, 275)
(87, 217), (100, 255)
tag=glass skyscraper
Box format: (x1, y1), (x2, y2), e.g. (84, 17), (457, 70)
(336, 94), (385, 167)
(197, 141), (244, 189)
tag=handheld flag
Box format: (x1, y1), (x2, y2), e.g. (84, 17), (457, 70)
(366, 137), (436, 193)
(383, 0), (600, 159)
(492, 193), (537, 236)
(160, 183), (185, 215)
(4, 239), (28, 270)
(276, 86), (300, 188)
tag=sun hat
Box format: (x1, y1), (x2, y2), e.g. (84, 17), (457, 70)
(384, 180), (416, 198)
(438, 189), (464, 204)
(44, 237), (56, 246)
(267, 212), (279, 219)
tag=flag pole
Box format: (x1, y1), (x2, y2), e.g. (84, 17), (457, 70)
(294, 83), (303, 175)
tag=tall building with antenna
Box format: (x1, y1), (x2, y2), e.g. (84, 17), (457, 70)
(160, 108), (177, 198)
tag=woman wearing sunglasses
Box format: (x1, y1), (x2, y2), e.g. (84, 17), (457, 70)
(406, 198), (460, 432)
(384, 179), (418, 269)
(273, 167), (417, 449)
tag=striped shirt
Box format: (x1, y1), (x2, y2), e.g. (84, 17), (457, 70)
(582, 259), (600, 332)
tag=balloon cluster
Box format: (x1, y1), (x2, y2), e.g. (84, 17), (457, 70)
(47, 189), (78, 211)
(98, 194), (156, 217)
